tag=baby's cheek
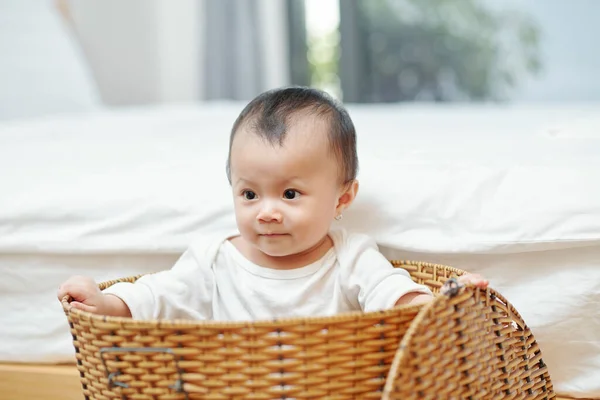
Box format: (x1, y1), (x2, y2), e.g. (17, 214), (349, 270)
(302, 209), (333, 236)
(234, 209), (253, 231)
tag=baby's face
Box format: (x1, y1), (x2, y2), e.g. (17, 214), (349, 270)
(229, 117), (342, 259)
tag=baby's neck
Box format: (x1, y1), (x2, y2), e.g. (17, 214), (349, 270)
(229, 235), (333, 270)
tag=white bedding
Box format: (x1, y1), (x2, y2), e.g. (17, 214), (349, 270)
(0, 103), (599, 398)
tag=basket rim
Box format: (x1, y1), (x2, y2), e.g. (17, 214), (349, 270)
(62, 260), (467, 328)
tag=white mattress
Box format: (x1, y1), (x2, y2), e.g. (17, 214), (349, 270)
(0, 103), (599, 398)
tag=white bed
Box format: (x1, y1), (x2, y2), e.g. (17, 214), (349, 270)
(0, 102), (599, 398)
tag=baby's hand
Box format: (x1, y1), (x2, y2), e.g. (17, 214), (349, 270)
(57, 275), (106, 313)
(457, 273), (489, 289)
(396, 273), (489, 306)
(58, 276), (132, 317)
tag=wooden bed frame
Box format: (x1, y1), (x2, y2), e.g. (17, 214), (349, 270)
(0, 362), (590, 400)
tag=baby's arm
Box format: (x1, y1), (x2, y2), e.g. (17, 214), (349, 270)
(62, 238), (219, 320)
(57, 275), (132, 317)
(394, 273), (489, 306)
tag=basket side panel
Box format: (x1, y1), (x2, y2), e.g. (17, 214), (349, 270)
(69, 309), (421, 399)
(68, 263), (470, 399)
(382, 287), (555, 400)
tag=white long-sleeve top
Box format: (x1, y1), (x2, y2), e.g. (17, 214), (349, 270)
(103, 229), (431, 321)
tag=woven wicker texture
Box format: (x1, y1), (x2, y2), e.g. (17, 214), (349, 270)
(63, 261), (555, 400)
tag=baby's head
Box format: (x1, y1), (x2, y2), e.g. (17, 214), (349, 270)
(227, 87), (359, 258)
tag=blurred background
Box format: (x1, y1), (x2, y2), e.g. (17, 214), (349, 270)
(2, 3), (600, 398)
(1, 0), (599, 120)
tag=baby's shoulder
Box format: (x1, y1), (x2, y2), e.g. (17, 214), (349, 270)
(330, 228), (379, 253)
(186, 230), (239, 265)
(331, 229), (393, 283)
(330, 229), (384, 274)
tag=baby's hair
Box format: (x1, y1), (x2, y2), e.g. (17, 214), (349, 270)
(226, 86), (358, 185)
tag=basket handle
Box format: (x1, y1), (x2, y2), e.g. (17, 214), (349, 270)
(99, 347), (193, 399)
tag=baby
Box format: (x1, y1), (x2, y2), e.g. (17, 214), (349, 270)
(58, 87), (487, 320)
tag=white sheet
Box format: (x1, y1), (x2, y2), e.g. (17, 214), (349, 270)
(1, 103), (599, 253)
(0, 103), (599, 397)
(0, 252), (175, 362)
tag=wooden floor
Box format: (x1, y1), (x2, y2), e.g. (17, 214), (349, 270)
(0, 363), (82, 400)
(0, 362), (591, 400)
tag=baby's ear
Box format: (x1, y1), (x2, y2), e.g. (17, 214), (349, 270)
(336, 180), (359, 214)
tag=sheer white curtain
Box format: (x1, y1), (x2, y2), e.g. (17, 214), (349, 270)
(62, 0), (293, 105)
(0, 0), (101, 119)
(202, 0), (291, 100)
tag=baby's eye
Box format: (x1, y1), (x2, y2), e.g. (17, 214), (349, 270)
(243, 190), (257, 200)
(283, 189), (300, 200)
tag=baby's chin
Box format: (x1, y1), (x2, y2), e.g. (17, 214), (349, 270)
(255, 245), (298, 259)
(254, 242), (310, 260)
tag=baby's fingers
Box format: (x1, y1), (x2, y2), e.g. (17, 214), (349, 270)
(57, 284), (71, 301)
(458, 274), (489, 289)
(57, 276), (98, 302)
(70, 301), (97, 313)
(57, 281), (80, 301)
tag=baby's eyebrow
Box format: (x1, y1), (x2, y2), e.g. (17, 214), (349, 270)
(233, 178), (253, 185)
(284, 176), (309, 185)
(233, 176), (307, 187)
(235, 177), (273, 189)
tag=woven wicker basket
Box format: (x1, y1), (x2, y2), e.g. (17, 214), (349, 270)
(62, 261), (555, 400)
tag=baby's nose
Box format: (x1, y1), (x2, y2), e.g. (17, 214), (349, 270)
(257, 205), (283, 223)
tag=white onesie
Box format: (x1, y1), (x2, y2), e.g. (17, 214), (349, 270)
(103, 229), (431, 321)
